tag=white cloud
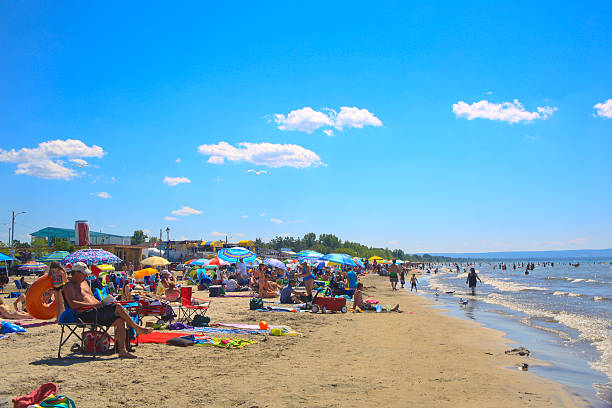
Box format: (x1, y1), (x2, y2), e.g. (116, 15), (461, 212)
(0, 139), (105, 180)
(97, 192), (111, 199)
(70, 158), (89, 167)
(211, 231), (226, 237)
(163, 176), (191, 186)
(486, 91), (493, 95)
(235, 233), (246, 237)
(164, 216), (177, 221)
(452, 99), (557, 124)
(175, 158), (182, 163)
(260, 212), (267, 217)
(332, 107), (383, 130)
(272, 107), (333, 133)
(270, 218), (283, 224)
(171, 206), (203, 216)
(593, 99), (612, 118)
(569, 237), (587, 245)
(241, 215), (248, 218)
(271, 106), (382, 133)
(197, 142), (324, 169)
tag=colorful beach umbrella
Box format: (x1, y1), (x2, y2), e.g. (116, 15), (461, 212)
(217, 247), (257, 263)
(62, 248), (122, 265)
(134, 268), (158, 279)
(294, 250), (324, 261)
(39, 251), (70, 262)
(186, 258), (209, 266)
(18, 261), (47, 270)
(208, 257), (230, 267)
(368, 256), (383, 261)
(352, 257), (366, 268)
(264, 258), (287, 270)
(320, 253), (357, 267)
(141, 256), (170, 266)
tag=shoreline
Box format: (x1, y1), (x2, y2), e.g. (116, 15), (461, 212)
(1, 274), (586, 407)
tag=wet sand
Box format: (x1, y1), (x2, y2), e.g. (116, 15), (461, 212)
(0, 274), (585, 407)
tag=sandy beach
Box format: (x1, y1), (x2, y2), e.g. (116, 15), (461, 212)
(0, 273), (586, 408)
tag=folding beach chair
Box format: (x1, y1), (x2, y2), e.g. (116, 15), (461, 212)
(176, 286), (210, 322)
(57, 302), (139, 359)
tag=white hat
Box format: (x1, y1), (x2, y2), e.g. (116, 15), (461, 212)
(72, 262), (91, 276)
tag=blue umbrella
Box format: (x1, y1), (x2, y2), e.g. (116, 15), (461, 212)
(218, 247), (257, 263)
(189, 258), (210, 266)
(295, 250), (324, 262)
(320, 253), (357, 267)
(264, 258), (287, 270)
(0, 253), (16, 262)
(352, 258), (366, 268)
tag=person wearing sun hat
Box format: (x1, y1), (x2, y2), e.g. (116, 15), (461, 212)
(63, 262), (153, 358)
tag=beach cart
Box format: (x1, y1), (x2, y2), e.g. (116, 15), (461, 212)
(310, 287), (348, 313)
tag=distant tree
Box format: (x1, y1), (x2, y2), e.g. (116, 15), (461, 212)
(131, 230), (147, 245)
(149, 237), (158, 244)
(54, 238), (74, 252)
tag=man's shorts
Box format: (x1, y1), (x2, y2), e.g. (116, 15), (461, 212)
(77, 304), (119, 326)
(390, 277), (398, 283)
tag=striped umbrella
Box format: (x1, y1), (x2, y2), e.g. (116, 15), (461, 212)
(39, 251), (70, 262)
(352, 257), (366, 268)
(217, 247), (257, 263)
(208, 257), (230, 267)
(320, 253), (357, 267)
(18, 261), (47, 270)
(186, 258), (209, 266)
(62, 249), (122, 265)
(141, 256), (170, 266)
(294, 250), (324, 261)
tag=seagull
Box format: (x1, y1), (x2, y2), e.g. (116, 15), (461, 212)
(459, 298), (468, 305)
(247, 170), (268, 175)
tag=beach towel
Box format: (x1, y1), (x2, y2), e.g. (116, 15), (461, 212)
(0, 321), (26, 334)
(137, 332), (187, 344)
(12, 382), (58, 408)
(38, 394), (76, 408)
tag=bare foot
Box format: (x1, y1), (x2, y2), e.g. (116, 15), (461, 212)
(135, 326), (153, 335)
(390, 304), (400, 312)
(119, 352), (138, 359)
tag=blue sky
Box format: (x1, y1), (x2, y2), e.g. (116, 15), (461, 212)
(1, 1), (611, 252)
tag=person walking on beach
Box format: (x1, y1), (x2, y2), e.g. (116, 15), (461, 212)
(388, 260), (400, 290)
(400, 267), (406, 288)
(410, 274), (418, 292)
(466, 267), (482, 295)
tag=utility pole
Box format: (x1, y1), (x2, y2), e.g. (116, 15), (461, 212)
(165, 227), (170, 260)
(10, 211), (26, 249)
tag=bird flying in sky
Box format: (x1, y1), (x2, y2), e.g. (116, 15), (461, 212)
(247, 170), (268, 175)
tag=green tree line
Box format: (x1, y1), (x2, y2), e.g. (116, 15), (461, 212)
(254, 233), (452, 262)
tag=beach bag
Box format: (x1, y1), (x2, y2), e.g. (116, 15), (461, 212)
(39, 394), (76, 408)
(191, 315), (210, 327)
(250, 298), (263, 310)
(82, 330), (113, 353)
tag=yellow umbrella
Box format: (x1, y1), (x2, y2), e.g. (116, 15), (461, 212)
(134, 268), (158, 279)
(97, 264), (115, 271)
(369, 256), (383, 261)
(141, 256), (170, 266)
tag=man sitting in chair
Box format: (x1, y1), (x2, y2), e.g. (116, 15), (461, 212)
(63, 262), (152, 359)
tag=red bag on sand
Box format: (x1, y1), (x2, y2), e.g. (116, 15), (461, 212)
(12, 382), (58, 408)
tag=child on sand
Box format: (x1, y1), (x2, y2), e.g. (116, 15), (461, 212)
(352, 283), (400, 312)
(47, 261), (68, 320)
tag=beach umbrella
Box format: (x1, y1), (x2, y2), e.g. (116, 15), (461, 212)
(217, 247), (257, 263)
(294, 250), (324, 261)
(352, 258), (366, 268)
(39, 251), (70, 262)
(0, 253), (16, 262)
(96, 264), (115, 271)
(62, 248), (122, 265)
(134, 268), (158, 279)
(264, 258), (287, 270)
(186, 258), (209, 266)
(368, 256), (383, 261)
(208, 257), (230, 267)
(395, 260), (405, 264)
(18, 261), (47, 271)
(141, 256), (171, 267)
(320, 253), (357, 267)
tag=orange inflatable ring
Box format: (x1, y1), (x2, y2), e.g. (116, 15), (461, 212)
(25, 275), (56, 320)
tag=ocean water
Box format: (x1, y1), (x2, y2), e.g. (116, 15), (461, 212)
(415, 261), (612, 406)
